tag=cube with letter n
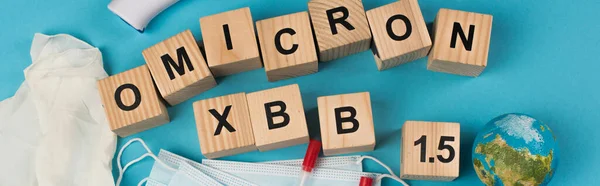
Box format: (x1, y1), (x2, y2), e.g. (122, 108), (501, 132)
(318, 92), (375, 156)
(428, 9), (493, 77)
(246, 84), (309, 151)
(193, 93), (256, 159)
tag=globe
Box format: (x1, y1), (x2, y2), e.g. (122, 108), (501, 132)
(472, 113), (558, 186)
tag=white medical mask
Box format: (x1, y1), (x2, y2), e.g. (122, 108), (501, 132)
(202, 159), (408, 186)
(115, 138), (223, 186)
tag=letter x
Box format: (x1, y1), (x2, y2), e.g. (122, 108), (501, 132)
(209, 105), (236, 136)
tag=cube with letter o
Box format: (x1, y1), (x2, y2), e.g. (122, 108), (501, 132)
(97, 65), (170, 137)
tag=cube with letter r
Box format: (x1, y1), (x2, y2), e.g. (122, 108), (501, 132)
(317, 92), (375, 156)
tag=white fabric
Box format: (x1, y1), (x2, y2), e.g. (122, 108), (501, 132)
(0, 33), (117, 186)
(108, 0), (180, 31)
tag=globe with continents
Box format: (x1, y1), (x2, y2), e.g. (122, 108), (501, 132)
(472, 113), (558, 186)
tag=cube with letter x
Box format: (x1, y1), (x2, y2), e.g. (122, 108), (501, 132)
(246, 84), (309, 151)
(193, 93), (257, 159)
(318, 92), (375, 156)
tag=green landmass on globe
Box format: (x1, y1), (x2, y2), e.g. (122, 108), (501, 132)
(474, 134), (554, 186)
(472, 113), (558, 186)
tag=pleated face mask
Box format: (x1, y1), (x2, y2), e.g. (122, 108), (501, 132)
(115, 138), (232, 186)
(259, 155), (364, 172)
(203, 159), (396, 186)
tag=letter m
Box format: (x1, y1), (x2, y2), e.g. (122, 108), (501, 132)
(161, 47), (195, 80)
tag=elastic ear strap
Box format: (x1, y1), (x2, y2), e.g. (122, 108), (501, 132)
(376, 174), (409, 186)
(358, 156), (409, 186)
(115, 138), (176, 186)
(137, 178), (148, 186)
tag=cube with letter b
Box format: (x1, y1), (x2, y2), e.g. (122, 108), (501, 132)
(428, 9), (493, 77)
(308, 0), (372, 61)
(367, 0), (432, 71)
(143, 30), (216, 105)
(400, 121), (460, 181)
(317, 92), (375, 156)
(97, 65), (169, 137)
(256, 11), (318, 82)
(200, 7), (262, 77)
(246, 84), (309, 151)
(193, 93), (256, 159)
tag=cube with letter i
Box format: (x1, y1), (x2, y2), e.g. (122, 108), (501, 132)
(143, 30), (216, 105)
(246, 84), (310, 151)
(200, 7), (262, 77)
(256, 11), (318, 82)
(193, 93), (257, 159)
(308, 0), (372, 61)
(97, 65), (170, 137)
(428, 8), (493, 77)
(367, 0), (432, 71)
(317, 92), (376, 156)
(400, 121), (461, 181)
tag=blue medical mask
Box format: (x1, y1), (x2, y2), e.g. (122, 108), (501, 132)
(156, 149), (257, 186)
(260, 155), (363, 172)
(115, 138), (224, 186)
(202, 159), (409, 186)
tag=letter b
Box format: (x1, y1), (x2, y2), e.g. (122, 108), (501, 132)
(264, 101), (290, 130)
(334, 106), (359, 134)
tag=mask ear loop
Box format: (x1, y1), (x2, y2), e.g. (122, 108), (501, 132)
(115, 138), (177, 186)
(357, 156), (409, 186)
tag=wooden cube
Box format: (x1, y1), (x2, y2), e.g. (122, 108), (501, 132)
(308, 0), (372, 61)
(193, 93), (257, 159)
(317, 92), (375, 156)
(246, 84), (309, 151)
(400, 121), (460, 181)
(256, 12), (318, 82)
(367, 0), (432, 71)
(428, 9), (493, 77)
(143, 30), (216, 105)
(200, 7), (262, 77)
(97, 65), (169, 137)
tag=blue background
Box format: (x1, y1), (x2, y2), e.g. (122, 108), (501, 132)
(1, 0), (598, 185)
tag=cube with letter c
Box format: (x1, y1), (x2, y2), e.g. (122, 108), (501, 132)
(97, 65), (170, 137)
(246, 84), (309, 151)
(317, 92), (375, 156)
(193, 93), (257, 159)
(256, 11), (318, 82)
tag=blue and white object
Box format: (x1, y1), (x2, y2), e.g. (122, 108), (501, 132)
(108, 0), (179, 32)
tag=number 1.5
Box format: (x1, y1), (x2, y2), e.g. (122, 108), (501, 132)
(413, 135), (455, 163)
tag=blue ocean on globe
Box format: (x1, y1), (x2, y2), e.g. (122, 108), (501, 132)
(472, 113), (558, 186)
